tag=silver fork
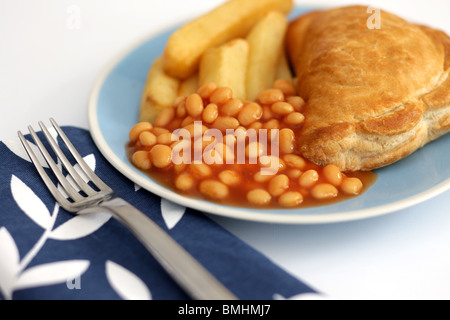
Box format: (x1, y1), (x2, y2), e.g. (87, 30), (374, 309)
(18, 118), (237, 300)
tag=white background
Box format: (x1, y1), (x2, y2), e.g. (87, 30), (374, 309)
(1, 0), (450, 299)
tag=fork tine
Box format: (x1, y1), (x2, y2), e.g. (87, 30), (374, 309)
(38, 121), (96, 196)
(49, 118), (112, 192)
(18, 131), (76, 211)
(26, 125), (84, 202)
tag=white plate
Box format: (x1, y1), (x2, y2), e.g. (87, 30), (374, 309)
(88, 7), (450, 224)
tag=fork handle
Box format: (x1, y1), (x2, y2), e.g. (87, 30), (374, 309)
(94, 197), (238, 300)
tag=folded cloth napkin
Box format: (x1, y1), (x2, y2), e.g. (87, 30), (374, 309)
(0, 126), (316, 300)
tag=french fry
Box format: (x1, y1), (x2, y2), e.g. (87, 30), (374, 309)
(199, 38), (249, 100)
(139, 57), (180, 123)
(178, 73), (199, 97)
(245, 11), (288, 100)
(163, 0), (293, 79)
(275, 50), (294, 85)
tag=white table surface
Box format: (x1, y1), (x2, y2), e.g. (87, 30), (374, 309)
(1, 0), (449, 300)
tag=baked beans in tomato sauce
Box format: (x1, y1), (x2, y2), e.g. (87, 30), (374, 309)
(127, 80), (377, 208)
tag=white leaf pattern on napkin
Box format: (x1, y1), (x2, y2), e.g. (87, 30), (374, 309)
(3, 137), (49, 168)
(161, 198), (186, 230)
(0, 228), (20, 300)
(105, 260), (151, 300)
(49, 211), (112, 240)
(14, 260), (90, 291)
(10, 175), (52, 229)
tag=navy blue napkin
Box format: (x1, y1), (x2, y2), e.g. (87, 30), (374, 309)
(0, 126), (316, 300)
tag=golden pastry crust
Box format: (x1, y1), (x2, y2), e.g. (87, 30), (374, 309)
(286, 5), (450, 171)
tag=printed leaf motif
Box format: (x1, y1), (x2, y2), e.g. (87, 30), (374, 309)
(10, 175), (52, 229)
(49, 211), (111, 240)
(106, 260), (151, 300)
(14, 260), (90, 291)
(3, 137), (49, 168)
(0, 228), (20, 300)
(161, 198), (186, 230)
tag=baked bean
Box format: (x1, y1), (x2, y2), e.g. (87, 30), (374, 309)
(213, 116), (240, 133)
(139, 131), (157, 147)
(261, 105), (273, 121)
(197, 82), (217, 99)
(202, 103), (219, 124)
(172, 95), (185, 107)
(183, 122), (208, 138)
(173, 162), (187, 174)
(279, 128), (295, 154)
(175, 173), (195, 191)
(176, 99), (187, 118)
(283, 154), (306, 169)
(199, 180), (229, 200)
(155, 107), (175, 127)
(132, 151), (151, 170)
(247, 189), (272, 206)
(152, 127), (170, 136)
(190, 163), (212, 178)
(299, 170), (319, 188)
(149, 144), (172, 168)
(246, 141), (265, 159)
(248, 121), (263, 130)
(253, 171), (275, 183)
(286, 169), (302, 179)
(156, 132), (173, 145)
(311, 183), (338, 200)
(224, 134), (236, 147)
(341, 177), (363, 195)
(181, 115), (194, 127)
(278, 191), (303, 207)
(218, 170), (241, 186)
(284, 112), (305, 126)
(211, 142), (234, 164)
(238, 102), (263, 126)
(210, 87), (232, 105)
(268, 174), (289, 197)
(259, 155), (286, 172)
(271, 102), (294, 115)
(323, 164), (343, 186)
(186, 93), (204, 117)
(166, 117), (183, 132)
(129, 122), (153, 142)
(263, 119), (280, 130)
(287, 96), (305, 112)
(195, 136), (212, 152)
(234, 127), (247, 142)
(273, 79), (296, 97)
(202, 149), (219, 165)
(221, 99), (243, 116)
(257, 88), (284, 105)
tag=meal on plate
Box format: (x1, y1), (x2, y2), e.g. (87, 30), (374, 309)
(127, 1), (449, 208)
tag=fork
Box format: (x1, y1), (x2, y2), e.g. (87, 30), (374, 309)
(17, 118), (238, 300)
